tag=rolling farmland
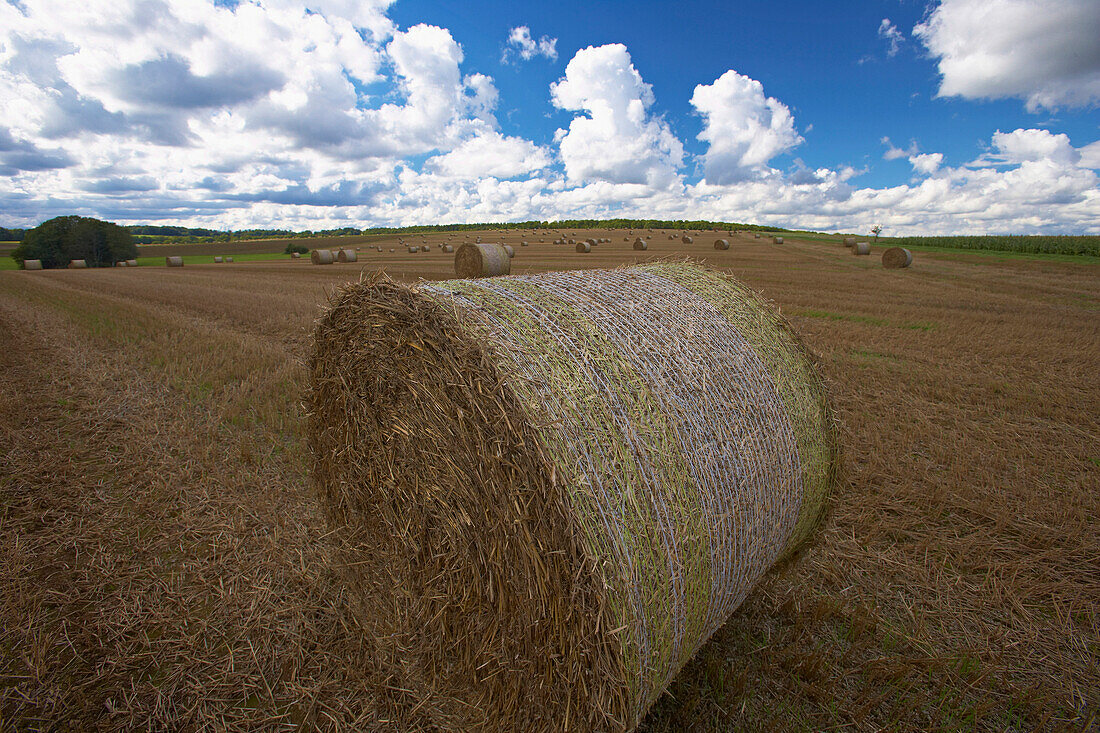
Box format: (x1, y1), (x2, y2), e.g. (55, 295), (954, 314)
(1, 230), (1097, 731)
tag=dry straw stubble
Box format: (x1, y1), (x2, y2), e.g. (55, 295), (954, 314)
(308, 262), (837, 732)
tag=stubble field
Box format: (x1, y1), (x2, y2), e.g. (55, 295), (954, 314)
(1, 229), (1097, 731)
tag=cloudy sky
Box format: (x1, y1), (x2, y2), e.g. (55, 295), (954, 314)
(1, 0), (1098, 234)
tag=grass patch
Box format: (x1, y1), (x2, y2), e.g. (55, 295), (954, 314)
(793, 308), (936, 331)
(135, 252), (297, 266)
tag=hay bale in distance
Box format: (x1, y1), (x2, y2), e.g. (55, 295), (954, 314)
(714, 239), (730, 250)
(308, 262), (836, 733)
(633, 238), (648, 251)
(882, 247), (912, 268)
(292, 252), (302, 259)
(576, 241), (592, 253)
(115, 261), (126, 267)
(214, 256), (224, 263)
(454, 242), (511, 278)
(408, 246), (420, 254)
(773, 236), (784, 244)
(442, 244), (454, 253)
(682, 235), (693, 244)
(521, 241), (529, 247)
(126, 259), (137, 267)
(24, 259), (43, 270)
(854, 242), (871, 256)
(225, 256), (234, 263)
(423, 245), (431, 252)
(69, 259), (87, 268)
(311, 249), (335, 265)
(586, 238), (597, 247)
(754, 233), (761, 239)
(164, 257), (183, 268)
(338, 249), (357, 263)
(843, 237), (856, 248)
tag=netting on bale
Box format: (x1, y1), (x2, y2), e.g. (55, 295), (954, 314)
(307, 262), (837, 733)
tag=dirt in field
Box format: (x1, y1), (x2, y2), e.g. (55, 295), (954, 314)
(1, 230), (1097, 731)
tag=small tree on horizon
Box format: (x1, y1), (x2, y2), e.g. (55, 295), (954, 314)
(871, 225), (883, 242)
(12, 216), (136, 268)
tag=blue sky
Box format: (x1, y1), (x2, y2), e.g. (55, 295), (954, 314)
(1, 0), (1098, 234)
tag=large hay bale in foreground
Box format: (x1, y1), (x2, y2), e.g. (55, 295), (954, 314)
(164, 257), (182, 268)
(854, 242), (871, 256)
(338, 249), (358, 263)
(454, 242), (510, 278)
(882, 247), (912, 268)
(24, 259), (43, 270)
(311, 249), (334, 265)
(714, 238), (730, 250)
(308, 263), (836, 732)
(69, 259), (87, 268)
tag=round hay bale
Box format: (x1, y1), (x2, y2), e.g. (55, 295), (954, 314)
(225, 256), (234, 263)
(753, 233), (761, 239)
(882, 247), (911, 267)
(633, 238), (648, 251)
(668, 235), (676, 240)
(586, 238), (597, 247)
(521, 241), (529, 247)
(568, 239), (576, 245)
(126, 259), (137, 267)
(714, 239), (730, 250)
(338, 249), (358, 263)
(164, 257), (182, 268)
(292, 252), (302, 259)
(773, 236), (784, 244)
(23, 259), (43, 270)
(576, 241), (592, 253)
(843, 237), (856, 248)
(69, 259), (88, 269)
(854, 242), (871, 256)
(423, 245), (431, 253)
(408, 246), (420, 254)
(115, 261), (126, 267)
(311, 249), (334, 265)
(442, 244), (454, 253)
(389, 248), (395, 253)
(681, 236), (693, 244)
(502, 245), (515, 258)
(214, 256), (224, 263)
(308, 262), (836, 733)
(454, 243), (511, 278)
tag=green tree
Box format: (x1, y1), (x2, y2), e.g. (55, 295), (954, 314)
(284, 242), (310, 255)
(12, 216), (137, 268)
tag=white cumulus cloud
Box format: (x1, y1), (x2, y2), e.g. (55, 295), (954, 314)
(690, 70), (802, 184)
(914, 0), (1100, 111)
(878, 18), (904, 56)
(550, 44), (684, 189)
(503, 26), (558, 62)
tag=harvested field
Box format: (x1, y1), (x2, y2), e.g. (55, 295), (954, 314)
(0, 230), (1097, 731)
